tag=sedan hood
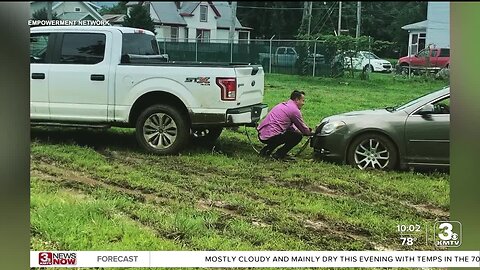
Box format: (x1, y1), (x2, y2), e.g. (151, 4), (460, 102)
(321, 108), (400, 123)
(336, 108), (388, 117)
(370, 59), (391, 65)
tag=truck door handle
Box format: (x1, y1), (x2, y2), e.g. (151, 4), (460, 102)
(31, 73), (45, 79)
(90, 74), (105, 81)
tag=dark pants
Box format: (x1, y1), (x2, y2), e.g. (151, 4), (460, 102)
(259, 130), (303, 158)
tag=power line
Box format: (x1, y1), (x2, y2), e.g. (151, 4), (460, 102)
(310, 1), (337, 35)
(234, 5), (356, 11)
(317, 2), (338, 35)
(309, 2), (335, 34)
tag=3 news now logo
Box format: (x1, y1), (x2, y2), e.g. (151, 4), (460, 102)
(434, 221), (462, 247)
(38, 252), (77, 265)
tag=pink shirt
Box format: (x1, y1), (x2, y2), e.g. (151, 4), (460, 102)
(257, 99), (311, 140)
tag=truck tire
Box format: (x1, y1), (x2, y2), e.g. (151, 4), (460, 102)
(135, 104), (189, 155)
(400, 63), (411, 75)
(191, 127), (223, 145)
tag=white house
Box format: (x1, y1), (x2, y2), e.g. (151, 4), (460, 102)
(122, 1), (252, 43)
(401, 2), (450, 56)
(30, 1), (104, 21)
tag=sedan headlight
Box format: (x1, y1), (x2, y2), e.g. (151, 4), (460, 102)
(320, 121), (346, 135)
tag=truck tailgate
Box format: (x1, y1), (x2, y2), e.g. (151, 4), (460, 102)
(234, 65), (264, 107)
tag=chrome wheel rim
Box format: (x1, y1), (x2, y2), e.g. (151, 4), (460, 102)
(354, 138), (390, 170)
(143, 113), (177, 149)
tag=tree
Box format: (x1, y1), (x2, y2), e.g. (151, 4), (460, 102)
(122, 4), (156, 34)
(236, 2), (427, 56)
(99, 1), (128, 15)
(32, 7), (59, 20)
(236, 2), (303, 39)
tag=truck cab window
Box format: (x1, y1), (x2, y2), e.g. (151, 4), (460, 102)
(277, 48), (286, 54)
(122, 33), (160, 56)
(439, 49), (450, 57)
(417, 49), (428, 57)
(60, 33), (106, 64)
(30, 33), (49, 63)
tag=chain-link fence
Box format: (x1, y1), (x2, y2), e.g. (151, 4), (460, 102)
(158, 38), (346, 77)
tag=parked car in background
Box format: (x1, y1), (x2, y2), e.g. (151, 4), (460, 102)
(259, 47), (299, 67)
(396, 47), (450, 74)
(344, 51), (393, 73)
(311, 87), (450, 170)
(258, 46), (325, 68)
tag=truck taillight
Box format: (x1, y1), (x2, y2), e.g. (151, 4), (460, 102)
(216, 77), (237, 101)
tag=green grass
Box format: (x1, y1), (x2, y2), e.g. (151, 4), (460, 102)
(30, 73), (449, 257)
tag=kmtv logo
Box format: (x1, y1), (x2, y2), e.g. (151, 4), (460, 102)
(39, 252), (77, 265)
(434, 221), (462, 247)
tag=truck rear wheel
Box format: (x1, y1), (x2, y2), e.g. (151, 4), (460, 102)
(135, 104), (189, 155)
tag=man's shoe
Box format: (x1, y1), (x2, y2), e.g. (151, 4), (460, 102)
(259, 147), (272, 157)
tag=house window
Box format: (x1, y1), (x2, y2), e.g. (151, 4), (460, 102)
(200, 5), (207, 22)
(239, 31), (248, 44)
(171, 27), (178, 42)
(75, 7), (81, 12)
(184, 28), (189, 42)
(410, 32), (426, 55)
(196, 29), (210, 43)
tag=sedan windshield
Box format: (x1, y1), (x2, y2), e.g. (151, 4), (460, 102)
(394, 89), (448, 111)
(363, 52), (380, 59)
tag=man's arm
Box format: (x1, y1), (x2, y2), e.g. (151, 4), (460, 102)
(291, 110), (312, 136)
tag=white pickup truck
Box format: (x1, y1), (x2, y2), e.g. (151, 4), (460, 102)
(30, 26), (267, 154)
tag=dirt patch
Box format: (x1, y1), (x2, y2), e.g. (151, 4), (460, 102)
(304, 219), (391, 251)
(197, 199), (270, 228)
(263, 175), (449, 219)
(197, 199), (242, 217)
(402, 202), (449, 219)
(308, 184), (339, 197)
(96, 149), (145, 165)
(32, 161), (169, 206)
(263, 177), (341, 199)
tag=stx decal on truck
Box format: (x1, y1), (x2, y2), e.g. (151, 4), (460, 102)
(185, 77), (211, 86)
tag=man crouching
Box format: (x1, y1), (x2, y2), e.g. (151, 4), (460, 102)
(257, 90), (313, 161)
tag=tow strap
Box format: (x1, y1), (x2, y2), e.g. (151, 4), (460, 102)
(244, 125), (313, 157)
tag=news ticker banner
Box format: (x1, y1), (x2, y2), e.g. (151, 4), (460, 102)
(31, 251), (480, 268)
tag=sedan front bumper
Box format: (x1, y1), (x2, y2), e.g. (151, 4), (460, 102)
(310, 123), (349, 164)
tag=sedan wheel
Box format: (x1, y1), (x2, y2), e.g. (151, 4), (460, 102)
(347, 133), (398, 170)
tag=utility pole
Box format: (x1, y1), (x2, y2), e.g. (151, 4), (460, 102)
(229, 1), (237, 44)
(307, 2), (313, 36)
(302, 2), (308, 34)
(47, 2), (52, 20)
(337, 1), (342, 36)
(356, 1), (361, 38)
